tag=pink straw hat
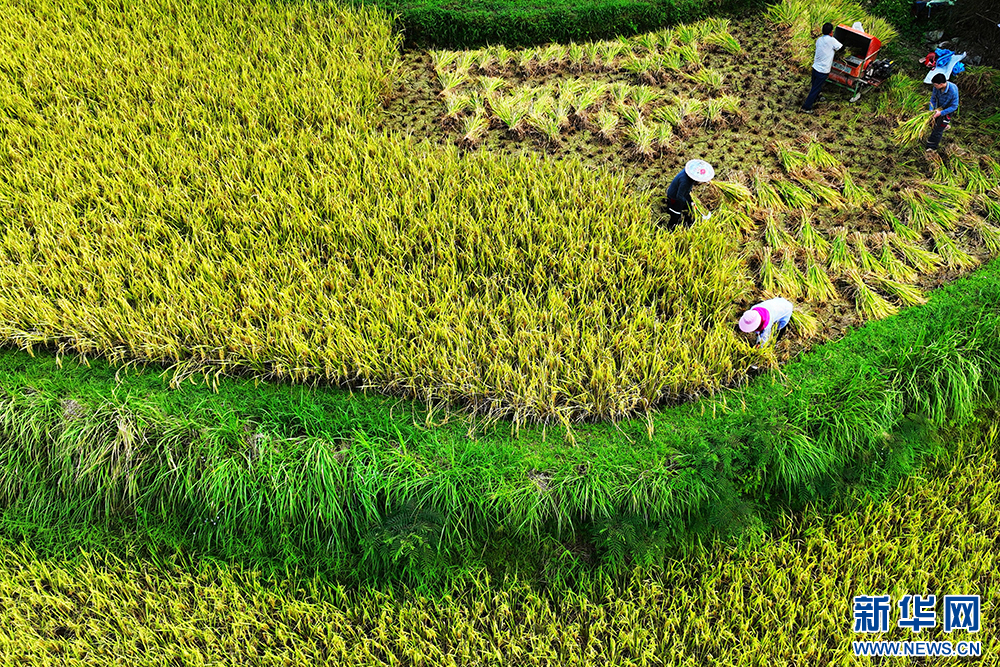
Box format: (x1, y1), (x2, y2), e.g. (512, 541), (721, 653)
(739, 309), (761, 333)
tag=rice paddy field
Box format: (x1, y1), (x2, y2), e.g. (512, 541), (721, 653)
(1, 0), (1000, 660)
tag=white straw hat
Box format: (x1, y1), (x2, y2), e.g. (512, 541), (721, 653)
(685, 159), (715, 182)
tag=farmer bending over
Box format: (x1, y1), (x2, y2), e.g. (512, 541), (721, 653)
(800, 23), (842, 114)
(926, 73), (958, 152)
(739, 297), (794, 346)
(666, 159), (714, 230)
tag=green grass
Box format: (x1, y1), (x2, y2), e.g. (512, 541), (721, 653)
(0, 404), (995, 664)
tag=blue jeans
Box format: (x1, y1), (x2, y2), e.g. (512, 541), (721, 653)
(802, 69), (828, 110)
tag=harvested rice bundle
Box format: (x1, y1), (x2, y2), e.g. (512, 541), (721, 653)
(798, 212), (830, 259)
(712, 180), (754, 205)
(892, 110), (935, 146)
(775, 251), (807, 299)
(804, 256), (837, 301)
(774, 142), (809, 175)
(929, 225), (978, 270)
(846, 269), (898, 320)
(964, 216), (1000, 255)
(753, 172), (786, 211)
(806, 142), (844, 173)
(773, 180), (815, 209)
(890, 235), (943, 273)
(763, 214), (797, 253)
(852, 234), (887, 276)
(797, 177), (844, 209)
(789, 306), (821, 337)
(876, 203), (923, 242)
(827, 230), (858, 273)
(878, 237), (918, 283)
(594, 108), (619, 141)
(704, 30), (743, 55)
(460, 111), (490, 147)
(685, 68), (724, 92)
(872, 274), (927, 306)
(759, 249), (779, 295)
(841, 171), (875, 207)
(900, 190), (936, 232)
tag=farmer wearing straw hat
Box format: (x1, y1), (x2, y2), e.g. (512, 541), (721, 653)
(925, 73), (959, 152)
(666, 159), (714, 230)
(738, 297), (794, 346)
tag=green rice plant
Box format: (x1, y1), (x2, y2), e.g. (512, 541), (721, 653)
(704, 30), (743, 55)
(455, 50), (477, 75)
(478, 76), (506, 97)
(753, 173), (786, 212)
(566, 42), (585, 71)
(964, 164), (993, 196)
(763, 214), (796, 253)
(852, 234), (887, 276)
(584, 41), (602, 69)
(804, 256), (837, 301)
(805, 142), (844, 172)
(630, 85), (661, 110)
(876, 204), (923, 242)
(438, 69), (469, 97)
(929, 225), (977, 270)
(797, 178), (844, 209)
(622, 54), (662, 83)
(538, 44), (566, 72)
(677, 43), (700, 68)
(625, 118), (656, 159)
(460, 111), (490, 148)
(827, 230), (858, 273)
(573, 82), (605, 122)
(774, 142), (809, 175)
(892, 110), (935, 146)
(846, 269), (898, 320)
(890, 236), (943, 273)
(632, 32), (659, 54)
(674, 23), (699, 45)
(878, 237), (918, 283)
(685, 68), (724, 92)
(431, 49), (459, 74)
(981, 194), (1000, 224)
(924, 182), (972, 217)
(552, 97), (572, 129)
(773, 180), (815, 209)
(489, 44), (513, 71)
(442, 92), (473, 124)
(700, 98), (726, 127)
(490, 94), (528, 135)
(528, 108), (562, 144)
(608, 82), (630, 109)
(660, 49), (683, 72)
(871, 274), (927, 307)
(798, 212), (830, 259)
(654, 122), (673, 152)
(841, 171), (875, 207)
(598, 41), (628, 69)
(619, 104), (641, 127)
(595, 108), (619, 140)
(475, 49), (496, 74)
(517, 47), (539, 75)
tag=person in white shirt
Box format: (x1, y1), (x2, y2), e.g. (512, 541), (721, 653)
(738, 297), (794, 346)
(800, 23), (843, 113)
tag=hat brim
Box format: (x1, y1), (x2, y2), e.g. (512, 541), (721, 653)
(685, 160), (715, 182)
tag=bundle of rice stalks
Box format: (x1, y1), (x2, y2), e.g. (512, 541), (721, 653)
(964, 216), (1000, 255)
(797, 178), (844, 209)
(701, 98), (728, 128)
(566, 42), (585, 71)
(979, 194), (1000, 224)
(654, 122), (673, 152)
(674, 24), (699, 45)
(632, 32), (659, 54)
(630, 85), (661, 110)
(478, 76), (506, 97)
(924, 182), (972, 219)
(442, 92), (473, 126)
(460, 111), (490, 148)
(528, 108), (562, 144)
(661, 49), (683, 73)
(759, 249), (779, 295)
(712, 180), (754, 205)
(594, 108), (619, 141)
(876, 203), (922, 242)
(677, 43), (701, 68)
(929, 225), (977, 270)
(892, 110), (935, 146)
(852, 234), (887, 276)
(713, 204), (757, 237)
(438, 69), (469, 97)
(841, 171), (875, 207)
(753, 172), (786, 211)
(763, 214), (796, 253)
(789, 306), (821, 338)
(491, 94), (528, 136)
(517, 48), (540, 75)
(877, 237), (918, 283)
(872, 74), (925, 121)
(963, 164), (993, 196)
(774, 142), (809, 175)
(775, 252), (806, 299)
(773, 180), (815, 209)
(798, 212), (830, 259)
(619, 103), (642, 127)
(804, 256), (837, 301)
(625, 118), (657, 159)
(827, 230), (858, 273)
(622, 55), (663, 84)
(704, 30), (743, 55)
(890, 235), (943, 273)
(598, 41), (629, 69)
(685, 68), (724, 92)
(846, 269), (898, 320)
(431, 49), (459, 74)
(871, 274), (927, 307)
(573, 82), (606, 123)
(608, 82), (630, 109)
(805, 142), (844, 173)
(538, 44), (567, 72)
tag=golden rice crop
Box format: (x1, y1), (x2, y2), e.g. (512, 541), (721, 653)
(0, 0), (767, 424)
(893, 110), (936, 146)
(846, 270), (898, 320)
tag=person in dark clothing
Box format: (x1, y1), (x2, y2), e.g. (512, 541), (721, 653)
(925, 73), (959, 152)
(666, 159), (714, 229)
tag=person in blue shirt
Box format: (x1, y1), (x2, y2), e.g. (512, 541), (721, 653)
(926, 73), (959, 152)
(666, 159), (714, 229)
